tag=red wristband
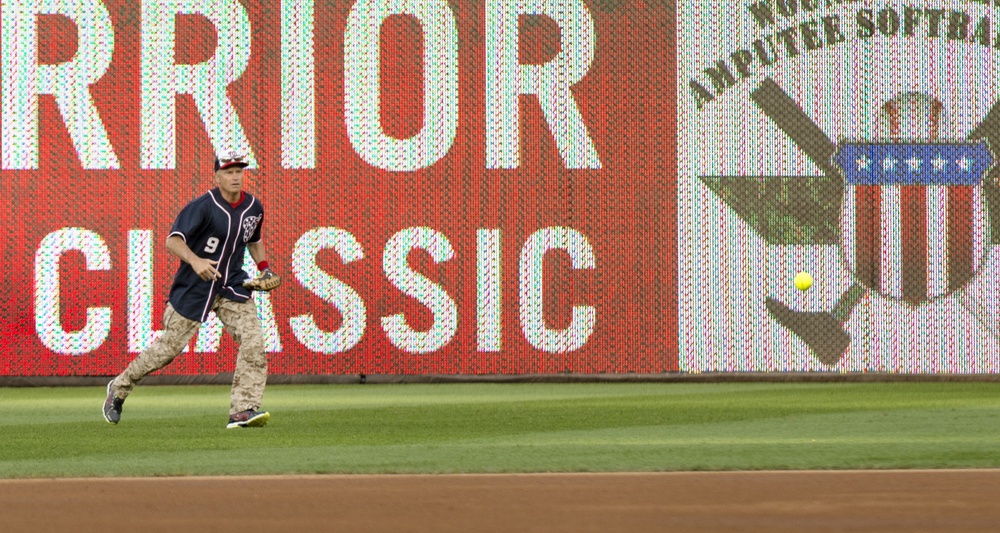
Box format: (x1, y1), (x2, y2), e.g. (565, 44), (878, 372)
(256, 260), (269, 271)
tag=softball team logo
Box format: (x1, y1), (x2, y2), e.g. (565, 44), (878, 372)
(702, 82), (999, 367)
(833, 93), (994, 305)
(242, 215), (262, 242)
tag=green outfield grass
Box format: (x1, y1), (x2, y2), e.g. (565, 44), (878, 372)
(0, 382), (998, 478)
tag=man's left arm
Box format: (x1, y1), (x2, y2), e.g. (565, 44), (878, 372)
(244, 241), (281, 291)
(247, 241), (268, 266)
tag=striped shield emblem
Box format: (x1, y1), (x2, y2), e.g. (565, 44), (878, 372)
(833, 93), (995, 305)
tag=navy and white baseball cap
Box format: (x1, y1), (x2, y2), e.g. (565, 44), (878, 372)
(214, 151), (249, 172)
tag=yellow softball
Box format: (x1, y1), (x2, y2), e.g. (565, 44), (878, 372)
(794, 271), (813, 291)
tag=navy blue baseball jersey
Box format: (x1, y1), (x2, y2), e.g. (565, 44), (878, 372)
(167, 188), (264, 322)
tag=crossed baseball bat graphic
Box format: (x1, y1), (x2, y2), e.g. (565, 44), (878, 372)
(703, 78), (1000, 366)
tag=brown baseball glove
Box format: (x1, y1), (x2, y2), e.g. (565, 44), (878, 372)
(243, 269), (281, 291)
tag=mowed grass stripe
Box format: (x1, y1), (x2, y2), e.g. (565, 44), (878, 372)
(0, 382), (997, 477)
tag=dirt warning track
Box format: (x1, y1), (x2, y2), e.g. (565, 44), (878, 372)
(3, 470), (999, 532)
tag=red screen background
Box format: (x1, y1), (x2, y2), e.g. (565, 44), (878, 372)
(0, 0), (677, 376)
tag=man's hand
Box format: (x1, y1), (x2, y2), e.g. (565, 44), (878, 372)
(243, 269), (281, 291)
(191, 257), (221, 281)
(166, 235), (220, 282)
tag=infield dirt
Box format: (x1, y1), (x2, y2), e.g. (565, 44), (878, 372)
(3, 470), (1000, 532)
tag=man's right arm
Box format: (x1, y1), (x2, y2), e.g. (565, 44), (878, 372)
(166, 235), (220, 281)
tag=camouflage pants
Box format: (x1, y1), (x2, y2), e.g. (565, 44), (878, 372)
(112, 297), (267, 415)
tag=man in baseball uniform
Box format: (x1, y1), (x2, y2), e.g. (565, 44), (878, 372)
(103, 151), (281, 429)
